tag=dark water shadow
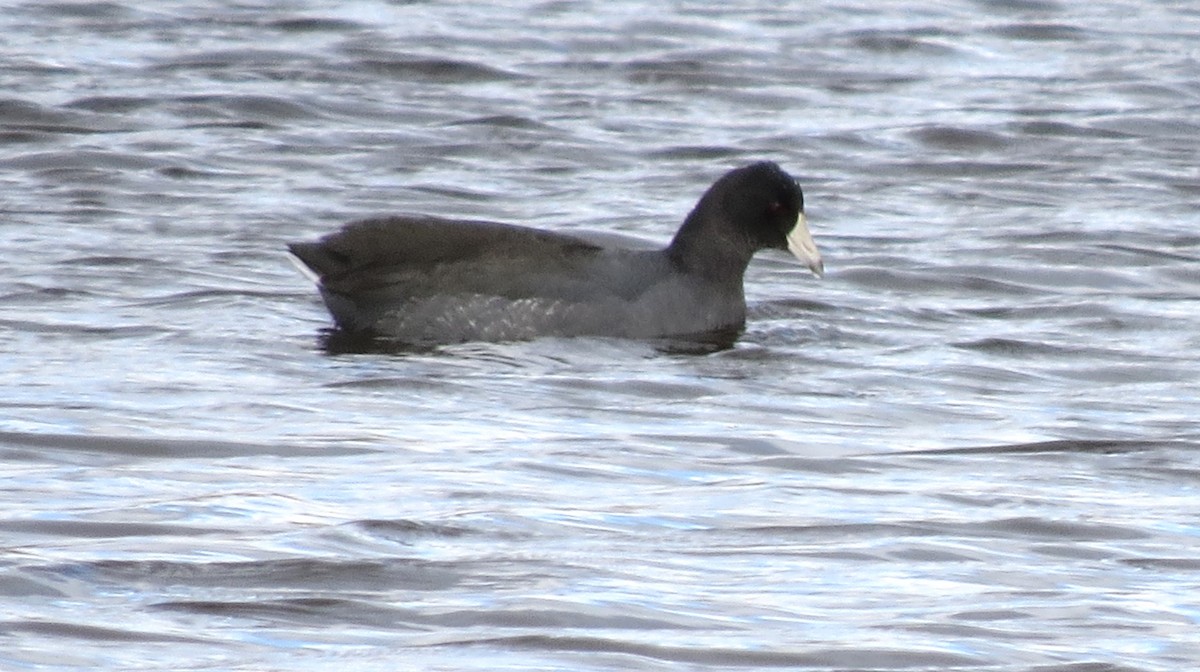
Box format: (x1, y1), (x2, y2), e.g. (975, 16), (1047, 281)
(316, 326), (742, 357)
(878, 438), (1195, 457)
(0, 430), (375, 459)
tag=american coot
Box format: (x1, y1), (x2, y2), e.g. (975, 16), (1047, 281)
(288, 161), (822, 346)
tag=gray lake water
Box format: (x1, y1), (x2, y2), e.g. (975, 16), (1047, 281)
(2, 1), (1199, 670)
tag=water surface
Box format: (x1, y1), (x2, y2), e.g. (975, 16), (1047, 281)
(2, 1), (1199, 670)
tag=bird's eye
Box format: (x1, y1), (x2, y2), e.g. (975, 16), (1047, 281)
(767, 200), (782, 213)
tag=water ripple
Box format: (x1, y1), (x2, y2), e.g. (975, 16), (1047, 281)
(2, 0), (1199, 670)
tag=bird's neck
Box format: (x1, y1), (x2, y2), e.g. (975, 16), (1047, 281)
(665, 207), (754, 282)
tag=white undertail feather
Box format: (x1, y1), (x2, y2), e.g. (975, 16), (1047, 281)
(287, 252), (322, 285)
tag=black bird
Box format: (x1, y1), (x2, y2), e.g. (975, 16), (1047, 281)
(288, 161), (822, 345)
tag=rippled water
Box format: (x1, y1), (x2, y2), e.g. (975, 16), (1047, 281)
(3, 1), (1199, 670)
